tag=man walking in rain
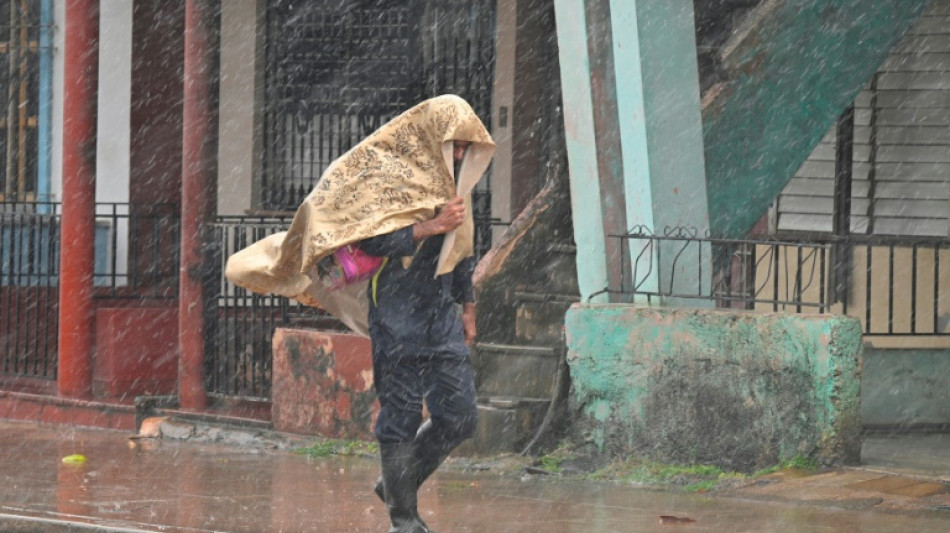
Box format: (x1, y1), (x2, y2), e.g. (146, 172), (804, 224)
(359, 102), (492, 533)
(362, 155), (476, 533)
(226, 95), (495, 533)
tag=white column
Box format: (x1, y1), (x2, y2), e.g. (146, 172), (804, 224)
(217, 0), (259, 215)
(96, 0), (131, 203)
(96, 1), (132, 281)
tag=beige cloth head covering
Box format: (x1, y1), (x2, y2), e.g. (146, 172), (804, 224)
(225, 95), (495, 336)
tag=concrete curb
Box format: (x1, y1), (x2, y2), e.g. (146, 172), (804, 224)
(0, 514), (163, 533)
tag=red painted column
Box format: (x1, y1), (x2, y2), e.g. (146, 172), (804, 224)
(179, 0), (218, 409)
(58, 0), (99, 399)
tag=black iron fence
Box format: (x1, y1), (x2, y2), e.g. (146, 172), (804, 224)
(0, 202), (180, 380)
(614, 227), (950, 336)
(205, 216), (341, 400)
(92, 203), (180, 299)
(0, 202), (59, 378)
(261, 0), (495, 211)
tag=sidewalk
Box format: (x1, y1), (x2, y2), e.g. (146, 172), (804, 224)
(0, 419), (948, 533)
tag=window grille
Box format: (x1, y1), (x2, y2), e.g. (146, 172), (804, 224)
(0, 0), (48, 202)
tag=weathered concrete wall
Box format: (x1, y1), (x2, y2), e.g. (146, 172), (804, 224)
(271, 329), (378, 440)
(565, 305), (863, 471)
(861, 348), (950, 428)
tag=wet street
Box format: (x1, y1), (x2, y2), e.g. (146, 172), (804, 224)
(1, 420), (949, 532)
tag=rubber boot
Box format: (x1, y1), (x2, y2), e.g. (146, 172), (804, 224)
(412, 419), (456, 488)
(379, 442), (428, 533)
(374, 420), (452, 502)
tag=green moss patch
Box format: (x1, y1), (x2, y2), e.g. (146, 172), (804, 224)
(294, 438), (378, 458)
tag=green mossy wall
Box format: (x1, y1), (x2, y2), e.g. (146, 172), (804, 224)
(565, 305), (863, 471)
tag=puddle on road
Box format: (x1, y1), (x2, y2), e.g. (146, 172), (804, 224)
(1, 422), (948, 532)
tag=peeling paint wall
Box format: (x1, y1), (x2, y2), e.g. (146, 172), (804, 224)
(565, 305), (862, 471)
(271, 329), (378, 440)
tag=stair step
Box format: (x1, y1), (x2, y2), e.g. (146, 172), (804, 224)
(480, 395), (552, 408)
(455, 399), (551, 456)
(473, 343), (561, 400)
(512, 291), (580, 305)
(474, 342), (557, 357)
(513, 296), (576, 345)
(548, 242), (576, 254)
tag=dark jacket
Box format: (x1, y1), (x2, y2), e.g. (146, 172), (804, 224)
(361, 227), (474, 356)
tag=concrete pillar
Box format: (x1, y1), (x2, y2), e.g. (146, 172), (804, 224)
(58, 0), (99, 399)
(179, 0), (218, 410)
(554, 0), (709, 304)
(490, 0), (514, 237)
(610, 0), (710, 302)
(553, 0), (608, 303)
(217, 0), (257, 216)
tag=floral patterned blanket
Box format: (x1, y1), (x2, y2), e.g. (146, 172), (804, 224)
(225, 95), (495, 336)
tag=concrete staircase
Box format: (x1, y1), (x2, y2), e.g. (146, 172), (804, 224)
(464, 173), (578, 455)
(469, 276), (579, 454)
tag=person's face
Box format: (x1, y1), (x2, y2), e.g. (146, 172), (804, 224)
(453, 141), (471, 162)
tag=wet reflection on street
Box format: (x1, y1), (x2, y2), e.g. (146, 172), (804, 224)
(1, 421), (948, 532)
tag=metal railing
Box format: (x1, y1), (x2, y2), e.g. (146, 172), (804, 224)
(0, 202), (181, 380)
(613, 227), (950, 336)
(613, 227), (833, 310)
(92, 202), (180, 299)
(205, 216), (341, 400)
(0, 202), (59, 378)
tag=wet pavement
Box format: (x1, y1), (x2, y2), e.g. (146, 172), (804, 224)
(861, 433), (950, 480)
(1, 420), (949, 532)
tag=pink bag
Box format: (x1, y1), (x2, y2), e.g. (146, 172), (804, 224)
(320, 244), (385, 291)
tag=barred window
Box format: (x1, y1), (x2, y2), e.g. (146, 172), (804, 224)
(261, 0), (494, 213)
(0, 0), (50, 202)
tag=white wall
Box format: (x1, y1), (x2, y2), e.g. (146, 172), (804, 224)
(97, 2), (132, 281)
(96, 1), (131, 204)
(50, 4), (133, 202)
(217, 0), (259, 215)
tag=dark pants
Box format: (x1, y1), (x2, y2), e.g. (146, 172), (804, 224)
(372, 347), (478, 446)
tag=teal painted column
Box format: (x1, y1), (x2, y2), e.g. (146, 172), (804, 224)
(37, 0), (53, 210)
(554, 0), (608, 303)
(555, 0), (710, 304)
(611, 0), (711, 303)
